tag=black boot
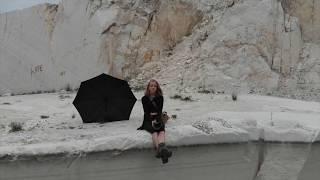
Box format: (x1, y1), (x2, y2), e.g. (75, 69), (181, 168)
(158, 143), (172, 164)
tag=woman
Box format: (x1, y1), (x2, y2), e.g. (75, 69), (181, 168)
(137, 79), (172, 163)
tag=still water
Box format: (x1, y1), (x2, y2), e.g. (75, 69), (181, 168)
(0, 143), (319, 180)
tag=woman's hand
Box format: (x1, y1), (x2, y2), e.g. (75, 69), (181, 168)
(150, 112), (158, 116)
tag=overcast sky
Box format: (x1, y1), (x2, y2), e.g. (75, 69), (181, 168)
(0, 0), (61, 13)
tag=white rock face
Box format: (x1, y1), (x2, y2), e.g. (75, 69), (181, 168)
(0, 4), (56, 94)
(281, 0), (320, 43)
(0, 0), (320, 101)
(0, 1), (110, 94)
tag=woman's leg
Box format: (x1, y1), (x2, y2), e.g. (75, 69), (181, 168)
(152, 132), (159, 149)
(158, 131), (165, 144)
(157, 131), (172, 161)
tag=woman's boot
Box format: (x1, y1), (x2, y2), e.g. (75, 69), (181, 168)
(158, 143), (172, 164)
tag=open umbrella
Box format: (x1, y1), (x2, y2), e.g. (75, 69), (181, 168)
(73, 73), (136, 123)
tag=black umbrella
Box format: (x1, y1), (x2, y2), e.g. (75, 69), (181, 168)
(73, 73), (137, 123)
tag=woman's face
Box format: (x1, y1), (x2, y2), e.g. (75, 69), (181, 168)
(148, 81), (157, 95)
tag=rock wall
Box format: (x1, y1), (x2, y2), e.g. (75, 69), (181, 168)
(0, 1), (107, 94)
(131, 0), (320, 101)
(0, 0), (320, 101)
(282, 0), (320, 43)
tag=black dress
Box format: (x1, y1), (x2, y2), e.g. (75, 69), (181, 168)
(137, 95), (165, 133)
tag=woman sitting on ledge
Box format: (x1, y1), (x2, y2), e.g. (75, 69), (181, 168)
(137, 79), (172, 163)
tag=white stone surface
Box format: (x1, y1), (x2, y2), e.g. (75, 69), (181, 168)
(0, 0), (320, 101)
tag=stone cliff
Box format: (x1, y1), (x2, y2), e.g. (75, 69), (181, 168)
(0, 0), (319, 101)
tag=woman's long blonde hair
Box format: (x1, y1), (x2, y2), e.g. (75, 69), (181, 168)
(144, 79), (163, 96)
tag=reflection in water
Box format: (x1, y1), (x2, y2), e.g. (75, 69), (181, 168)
(298, 143), (320, 180)
(254, 143), (311, 180)
(0, 143), (319, 180)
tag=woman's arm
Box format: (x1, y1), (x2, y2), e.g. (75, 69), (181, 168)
(157, 96), (163, 115)
(142, 96), (151, 114)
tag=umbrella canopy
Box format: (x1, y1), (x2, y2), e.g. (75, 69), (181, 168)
(73, 73), (137, 123)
